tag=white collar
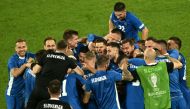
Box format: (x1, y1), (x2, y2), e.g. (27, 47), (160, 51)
(55, 50), (63, 53)
(164, 53), (169, 56)
(18, 56), (25, 59)
(50, 97), (59, 100)
(157, 53), (169, 58)
(147, 62), (157, 65)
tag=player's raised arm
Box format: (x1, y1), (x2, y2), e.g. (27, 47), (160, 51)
(122, 65), (134, 81)
(83, 90), (91, 104)
(141, 27), (148, 40)
(11, 64), (27, 77)
(72, 66), (84, 76)
(31, 64), (42, 74)
(165, 54), (182, 69)
(109, 19), (115, 33)
(118, 58), (134, 81)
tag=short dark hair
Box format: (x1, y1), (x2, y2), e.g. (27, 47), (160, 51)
(114, 2), (126, 11)
(48, 79), (61, 94)
(137, 40), (145, 52)
(111, 28), (124, 40)
(16, 39), (26, 43)
(96, 55), (110, 67)
(157, 39), (167, 50)
(107, 42), (120, 50)
(63, 29), (78, 41)
(43, 36), (56, 45)
(94, 38), (107, 45)
(116, 55), (126, 65)
(168, 36), (182, 50)
(146, 36), (157, 42)
(121, 39), (135, 46)
(79, 46), (89, 53)
(137, 40), (145, 45)
(57, 40), (67, 50)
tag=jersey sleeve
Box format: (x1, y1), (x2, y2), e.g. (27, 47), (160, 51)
(168, 49), (179, 59)
(129, 13), (145, 31)
(38, 53), (46, 66)
(134, 44), (139, 49)
(109, 70), (122, 81)
(179, 53), (186, 81)
(27, 52), (36, 59)
(75, 74), (86, 85)
(67, 57), (77, 69)
(131, 70), (140, 81)
(166, 62), (174, 73)
(109, 12), (115, 23)
(84, 80), (91, 92)
(8, 57), (18, 70)
(87, 34), (102, 42)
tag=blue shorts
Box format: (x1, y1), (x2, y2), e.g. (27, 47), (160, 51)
(69, 97), (82, 109)
(6, 94), (24, 109)
(171, 94), (186, 109)
(180, 85), (190, 109)
(126, 102), (144, 109)
(87, 97), (98, 109)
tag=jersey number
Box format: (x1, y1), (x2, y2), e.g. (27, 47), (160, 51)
(118, 25), (125, 32)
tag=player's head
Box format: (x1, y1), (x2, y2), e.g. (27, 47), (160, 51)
(96, 55), (110, 69)
(78, 46), (89, 64)
(121, 39), (135, 56)
(15, 39), (28, 57)
(156, 39), (167, 54)
(107, 42), (120, 59)
(95, 38), (107, 56)
(144, 48), (157, 62)
(145, 37), (157, 49)
(43, 36), (56, 51)
(111, 28), (124, 40)
(137, 40), (146, 51)
(106, 28), (124, 43)
(167, 36), (182, 50)
(114, 2), (126, 20)
(63, 29), (79, 49)
(48, 79), (61, 95)
(56, 40), (68, 53)
(106, 33), (121, 43)
(85, 51), (96, 61)
(84, 51), (96, 67)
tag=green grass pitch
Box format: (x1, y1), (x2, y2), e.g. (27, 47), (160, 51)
(0, 0), (190, 108)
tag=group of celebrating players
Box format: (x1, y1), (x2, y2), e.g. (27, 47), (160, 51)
(5, 1), (190, 109)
